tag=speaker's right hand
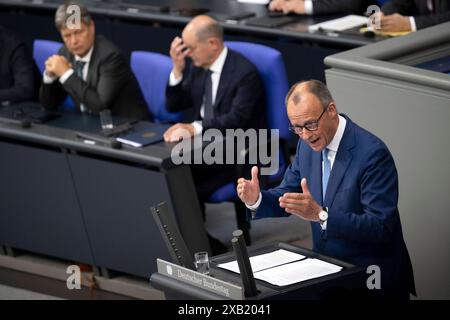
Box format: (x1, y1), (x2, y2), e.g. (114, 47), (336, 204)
(236, 166), (261, 206)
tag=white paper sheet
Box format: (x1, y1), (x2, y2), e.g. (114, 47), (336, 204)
(237, 0), (270, 5)
(217, 249), (305, 273)
(308, 15), (368, 32)
(254, 258), (343, 286)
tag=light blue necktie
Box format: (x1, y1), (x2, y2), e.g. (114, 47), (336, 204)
(322, 148), (330, 202)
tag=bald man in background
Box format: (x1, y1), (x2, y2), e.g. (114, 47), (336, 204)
(164, 15), (266, 254)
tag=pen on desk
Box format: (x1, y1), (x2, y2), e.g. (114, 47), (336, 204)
(82, 139), (96, 145)
(326, 32), (339, 37)
(317, 27), (340, 37)
(75, 131), (122, 149)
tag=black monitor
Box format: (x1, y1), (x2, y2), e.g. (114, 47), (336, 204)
(150, 202), (196, 270)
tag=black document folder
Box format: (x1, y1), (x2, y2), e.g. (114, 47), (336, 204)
(245, 15), (300, 28)
(116, 122), (169, 147)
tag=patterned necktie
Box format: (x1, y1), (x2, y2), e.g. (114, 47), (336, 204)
(203, 69), (213, 120)
(74, 60), (86, 112)
(74, 60), (86, 79)
(322, 148), (331, 202)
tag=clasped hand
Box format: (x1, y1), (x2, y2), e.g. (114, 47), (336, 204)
(44, 55), (71, 78)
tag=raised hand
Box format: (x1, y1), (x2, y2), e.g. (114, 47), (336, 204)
(278, 178), (321, 221)
(236, 166), (261, 206)
(169, 36), (189, 79)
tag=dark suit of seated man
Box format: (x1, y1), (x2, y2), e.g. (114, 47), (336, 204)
(40, 1), (151, 121)
(164, 15), (266, 254)
(237, 80), (415, 299)
(269, 0), (377, 15)
(0, 26), (40, 106)
(380, 0), (450, 32)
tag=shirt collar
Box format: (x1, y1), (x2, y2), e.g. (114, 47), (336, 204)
(326, 114), (346, 153)
(209, 46), (228, 74)
(75, 45), (94, 63)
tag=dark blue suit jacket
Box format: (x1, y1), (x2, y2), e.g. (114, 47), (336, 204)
(256, 115), (415, 296)
(165, 49), (266, 131)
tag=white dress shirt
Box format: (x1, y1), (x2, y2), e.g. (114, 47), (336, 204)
(305, 0), (313, 14)
(246, 115), (347, 229)
(169, 46), (228, 135)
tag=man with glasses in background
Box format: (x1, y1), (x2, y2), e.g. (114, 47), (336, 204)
(236, 80), (415, 299)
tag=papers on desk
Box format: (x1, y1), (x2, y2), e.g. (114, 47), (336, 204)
(218, 249), (305, 273)
(309, 15), (368, 32)
(237, 0), (270, 4)
(255, 258), (343, 286)
(217, 249), (343, 287)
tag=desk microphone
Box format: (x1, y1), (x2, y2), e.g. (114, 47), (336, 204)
(76, 132), (122, 149)
(231, 230), (258, 297)
(0, 117), (31, 129)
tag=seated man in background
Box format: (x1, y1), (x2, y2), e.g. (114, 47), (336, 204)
(269, 0), (377, 15)
(237, 80), (415, 299)
(164, 15), (266, 254)
(0, 25), (40, 106)
(40, 1), (151, 120)
(380, 0), (450, 31)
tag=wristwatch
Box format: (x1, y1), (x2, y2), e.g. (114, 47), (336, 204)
(318, 207), (328, 230)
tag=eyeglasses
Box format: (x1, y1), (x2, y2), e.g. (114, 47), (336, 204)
(288, 105), (328, 135)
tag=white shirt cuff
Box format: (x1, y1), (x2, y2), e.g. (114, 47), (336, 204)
(245, 192), (262, 211)
(169, 71), (183, 86)
(59, 69), (74, 84)
(409, 17), (417, 31)
(305, 0), (313, 15)
(43, 73), (58, 84)
(191, 121), (203, 135)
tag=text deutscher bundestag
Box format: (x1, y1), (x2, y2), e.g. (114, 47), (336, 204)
(177, 268), (230, 297)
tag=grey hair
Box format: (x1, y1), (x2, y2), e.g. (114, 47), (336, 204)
(285, 80), (334, 110)
(55, 1), (91, 30)
(195, 19), (224, 42)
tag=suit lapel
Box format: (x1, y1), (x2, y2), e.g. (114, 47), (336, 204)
(86, 41), (98, 88)
(324, 118), (355, 207)
(214, 51), (234, 111)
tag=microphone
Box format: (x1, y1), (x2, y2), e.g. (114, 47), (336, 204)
(231, 229), (258, 297)
(76, 132), (122, 149)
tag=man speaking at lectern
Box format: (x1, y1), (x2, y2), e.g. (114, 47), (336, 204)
(237, 80), (415, 299)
